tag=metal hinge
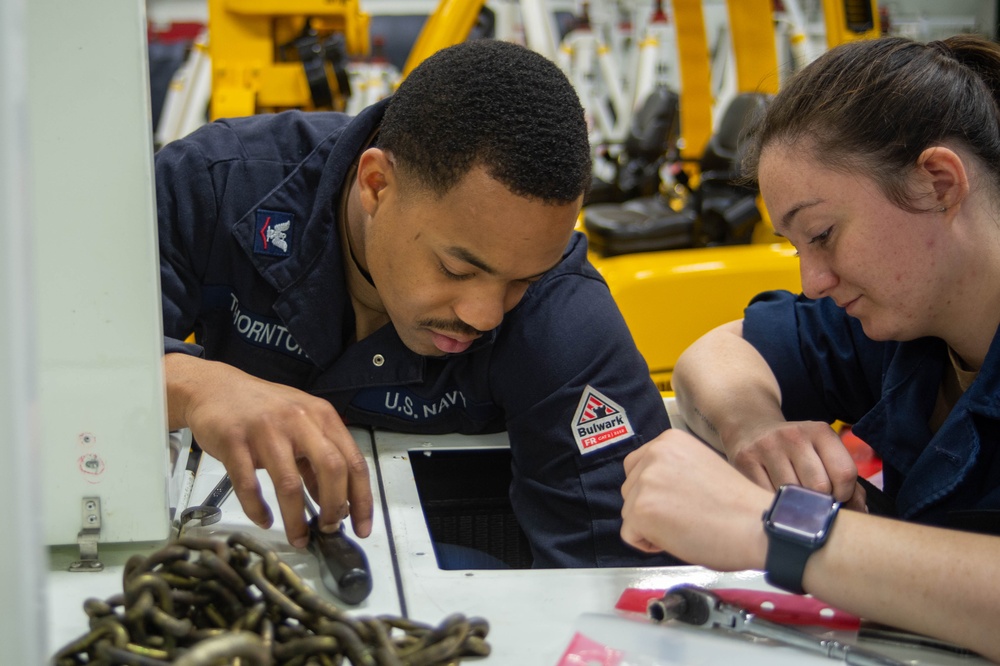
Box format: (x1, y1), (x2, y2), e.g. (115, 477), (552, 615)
(69, 497), (104, 572)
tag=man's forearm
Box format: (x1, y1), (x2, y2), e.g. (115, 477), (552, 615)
(163, 352), (210, 430)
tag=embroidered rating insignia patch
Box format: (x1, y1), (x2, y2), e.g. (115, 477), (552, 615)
(254, 209), (293, 256)
(572, 385), (635, 454)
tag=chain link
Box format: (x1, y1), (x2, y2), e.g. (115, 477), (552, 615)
(52, 532), (491, 665)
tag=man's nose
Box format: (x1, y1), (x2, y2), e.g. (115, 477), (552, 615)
(453, 289), (506, 334)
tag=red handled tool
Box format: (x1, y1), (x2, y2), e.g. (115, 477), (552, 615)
(616, 586), (861, 630)
(642, 584), (905, 666)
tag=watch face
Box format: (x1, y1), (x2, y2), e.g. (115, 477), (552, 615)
(767, 486), (836, 540)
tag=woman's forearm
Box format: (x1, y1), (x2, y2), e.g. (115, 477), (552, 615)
(804, 512), (1000, 662)
(672, 320), (785, 453)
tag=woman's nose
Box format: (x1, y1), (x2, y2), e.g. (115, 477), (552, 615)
(799, 256), (838, 299)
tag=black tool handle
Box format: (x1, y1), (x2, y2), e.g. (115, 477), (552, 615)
(307, 516), (373, 605)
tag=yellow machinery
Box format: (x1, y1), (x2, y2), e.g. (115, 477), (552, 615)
(595, 241), (799, 391)
(584, 0), (879, 392)
(823, 0), (882, 47)
(207, 0), (371, 119)
(203, 0), (879, 391)
(383, 0), (876, 392)
(401, 0), (488, 80)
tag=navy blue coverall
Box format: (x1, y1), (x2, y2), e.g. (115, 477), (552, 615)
(156, 99), (675, 568)
(744, 290), (1000, 533)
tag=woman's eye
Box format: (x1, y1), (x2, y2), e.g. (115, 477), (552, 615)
(809, 227), (833, 246)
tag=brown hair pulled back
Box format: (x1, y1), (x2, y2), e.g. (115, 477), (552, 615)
(742, 35), (1000, 210)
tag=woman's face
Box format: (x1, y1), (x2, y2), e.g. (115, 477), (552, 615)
(758, 143), (959, 342)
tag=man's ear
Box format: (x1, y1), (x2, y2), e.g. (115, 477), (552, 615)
(356, 148), (395, 216)
(915, 145), (969, 212)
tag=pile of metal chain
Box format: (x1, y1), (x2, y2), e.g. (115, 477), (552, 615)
(52, 532), (490, 665)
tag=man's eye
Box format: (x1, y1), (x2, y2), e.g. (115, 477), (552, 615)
(439, 262), (473, 281)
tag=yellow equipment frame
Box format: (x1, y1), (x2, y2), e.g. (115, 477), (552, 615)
(671, 0), (780, 164)
(401, 0), (488, 80)
(207, 0), (371, 120)
(202, 0), (878, 391)
(585, 0), (878, 392)
(823, 0), (881, 47)
(671, 0), (714, 163)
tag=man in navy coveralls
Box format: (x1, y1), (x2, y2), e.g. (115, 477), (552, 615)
(156, 39), (674, 568)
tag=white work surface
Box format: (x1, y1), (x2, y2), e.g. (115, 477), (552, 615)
(48, 428), (990, 665)
(47, 427), (400, 658)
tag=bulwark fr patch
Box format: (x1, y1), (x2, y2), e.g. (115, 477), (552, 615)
(572, 385), (635, 454)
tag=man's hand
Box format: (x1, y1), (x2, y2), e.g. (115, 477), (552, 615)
(165, 353), (373, 548)
(725, 420), (867, 511)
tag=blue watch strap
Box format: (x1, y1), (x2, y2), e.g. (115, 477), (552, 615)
(763, 485), (840, 594)
(764, 533), (812, 594)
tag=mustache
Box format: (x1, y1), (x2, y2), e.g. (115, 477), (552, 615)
(418, 318), (484, 338)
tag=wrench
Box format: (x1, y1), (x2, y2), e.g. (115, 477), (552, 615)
(648, 584), (906, 666)
(179, 474), (233, 534)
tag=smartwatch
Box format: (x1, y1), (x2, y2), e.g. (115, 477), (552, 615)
(762, 484), (841, 594)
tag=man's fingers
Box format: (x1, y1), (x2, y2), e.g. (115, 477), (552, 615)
(182, 371), (373, 547)
(271, 468), (309, 548)
(310, 419), (373, 538)
(228, 466), (273, 530)
(192, 431), (275, 530)
(255, 440), (310, 548)
(311, 452), (349, 534)
(297, 458), (321, 508)
(345, 454), (373, 538)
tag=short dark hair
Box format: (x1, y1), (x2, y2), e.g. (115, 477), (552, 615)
(378, 39), (591, 204)
(742, 34), (1000, 210)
